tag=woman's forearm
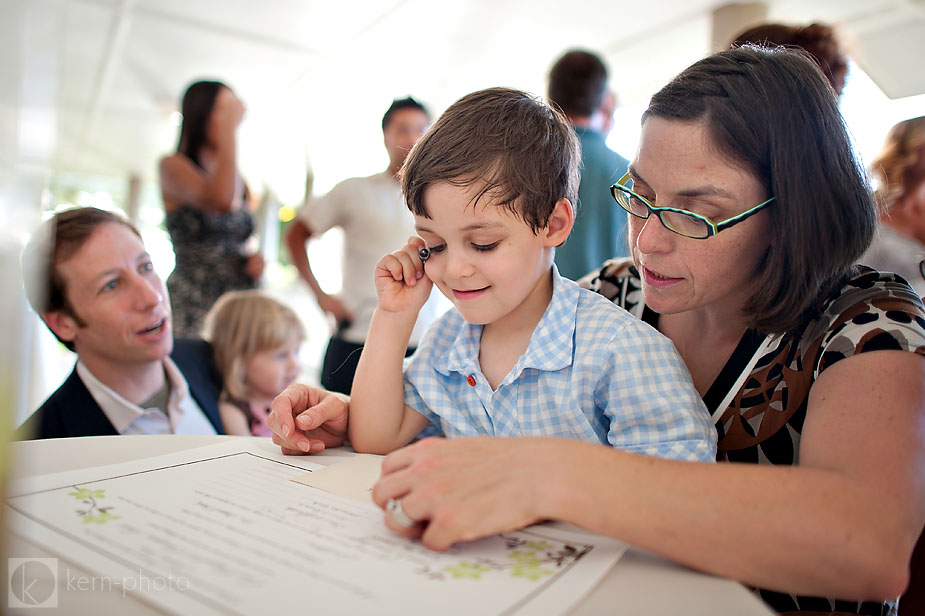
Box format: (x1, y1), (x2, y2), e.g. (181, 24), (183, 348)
(547, 446), (914, 599)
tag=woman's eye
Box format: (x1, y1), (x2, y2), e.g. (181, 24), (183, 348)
(101, 279), (118, 292)
(472, 242), (500, 252)
(428, 244), (447, 254)
(139, 261), (154, 273)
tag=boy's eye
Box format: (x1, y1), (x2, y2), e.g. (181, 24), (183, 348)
(139, 261), (154, 274)
(472, 242), (500, 252)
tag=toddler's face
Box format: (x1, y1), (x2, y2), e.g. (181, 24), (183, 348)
(413, 180), (560, 329)
(244, 340), (302, 401)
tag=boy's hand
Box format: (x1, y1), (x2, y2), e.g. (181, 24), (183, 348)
(375, 238), (433, 314)
(268, 384), (349, 454)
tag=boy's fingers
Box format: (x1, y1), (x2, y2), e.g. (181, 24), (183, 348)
(389, 250), (419, 286)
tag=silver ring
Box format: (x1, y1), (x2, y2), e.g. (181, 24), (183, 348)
(386, 498), (416, 528)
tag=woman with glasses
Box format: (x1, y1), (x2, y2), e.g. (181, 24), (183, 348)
(159, 81), (264, 337)
(272, 47), (925, 615)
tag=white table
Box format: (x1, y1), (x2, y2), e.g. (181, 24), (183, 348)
(4, 435), (772, 615)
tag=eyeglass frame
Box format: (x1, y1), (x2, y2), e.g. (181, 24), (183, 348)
(610, 172), (775, 239)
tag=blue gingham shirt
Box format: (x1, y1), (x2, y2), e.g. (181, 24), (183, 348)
(403, 268), (717, 461)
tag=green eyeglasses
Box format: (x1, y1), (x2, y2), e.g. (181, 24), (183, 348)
(610, 173), (775, 239)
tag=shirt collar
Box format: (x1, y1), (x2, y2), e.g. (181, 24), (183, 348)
(518, 265), (578, 372)
(76, 357), (191, 434)
(434, 266), (579, 376)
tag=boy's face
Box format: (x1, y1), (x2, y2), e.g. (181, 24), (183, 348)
(415, 180), (569, 329)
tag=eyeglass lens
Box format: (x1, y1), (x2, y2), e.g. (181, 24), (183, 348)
(613, 187), (709, 238)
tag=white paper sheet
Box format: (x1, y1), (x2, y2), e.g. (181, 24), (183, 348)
(291, 452), (384, 502)
(6, 441), (625, 615)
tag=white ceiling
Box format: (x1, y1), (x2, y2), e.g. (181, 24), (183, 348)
(2, 0), (924, 204)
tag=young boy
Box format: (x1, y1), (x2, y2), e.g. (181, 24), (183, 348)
(349, 87), (716, 462)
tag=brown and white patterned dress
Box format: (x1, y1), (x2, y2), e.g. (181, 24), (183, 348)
(581, 258), (925, 616)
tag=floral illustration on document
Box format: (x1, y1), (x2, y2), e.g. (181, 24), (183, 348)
(416, 536), (591, 582)
(68, 487), (121, 524)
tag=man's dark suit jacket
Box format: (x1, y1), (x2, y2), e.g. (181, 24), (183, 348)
(14, 338), (225, 439)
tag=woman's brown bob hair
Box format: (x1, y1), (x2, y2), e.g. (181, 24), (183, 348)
(644, 47), (875, 334)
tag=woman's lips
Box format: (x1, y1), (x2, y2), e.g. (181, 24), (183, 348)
(642, 266), (683, 288)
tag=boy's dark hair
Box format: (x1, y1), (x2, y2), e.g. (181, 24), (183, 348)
(401, 87), (579, 233)
(21, 207), (141, 350)
(176, 80), (227, 167)
(382, 97), (429, 131)
(644, 46), (875, 334)
(547, 50), (609, 118)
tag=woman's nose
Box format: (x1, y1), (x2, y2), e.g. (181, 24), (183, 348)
(633, 214), (675, 255)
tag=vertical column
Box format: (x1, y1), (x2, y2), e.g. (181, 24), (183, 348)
(0, 0), (62, 433)
(127, 172), (142, 224)
(711, 3), (768, 52)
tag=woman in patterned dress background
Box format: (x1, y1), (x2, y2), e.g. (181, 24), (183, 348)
(159, 80), (264, 337)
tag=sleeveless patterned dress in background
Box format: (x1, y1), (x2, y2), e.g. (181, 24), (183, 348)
(581, 258), (925, 616)
(166, 205), (258, 337)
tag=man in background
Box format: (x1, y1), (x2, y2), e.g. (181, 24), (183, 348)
(548, 49), (630, 280)
(285, 97), (441, 394)
(17, 207), (224, 438)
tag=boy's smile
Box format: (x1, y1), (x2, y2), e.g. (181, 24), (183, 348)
(451, 286), (489, 300)
(414, 180), (571, 334)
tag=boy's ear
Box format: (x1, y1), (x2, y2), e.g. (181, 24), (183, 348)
(42, 310), (79, 345)
(544, 198), (574, 247)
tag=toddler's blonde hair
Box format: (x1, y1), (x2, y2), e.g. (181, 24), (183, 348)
(203, 290), (305, 400)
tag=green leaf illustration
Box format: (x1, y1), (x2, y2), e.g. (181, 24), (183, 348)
(68, 488), (106, 500)
(69, 487), (120, 524)
(82, 511), (121, 525)
(525, 540), (553, 551)
(511, 562), (553, 581)
(444, 562), (491, 580)
(509, 550), (540, 564)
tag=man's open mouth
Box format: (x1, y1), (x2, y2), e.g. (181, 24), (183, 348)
(138, 319), (166, 335)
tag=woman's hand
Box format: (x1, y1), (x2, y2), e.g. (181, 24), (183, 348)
(374, 238), (433, 315)
(244, 252), (264, 281)
(372, 437), (572, 550)
(213, 88), (245, 130)
(268, 384), (349, 454)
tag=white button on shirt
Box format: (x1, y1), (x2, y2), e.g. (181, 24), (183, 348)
(76, 359), (217, 435)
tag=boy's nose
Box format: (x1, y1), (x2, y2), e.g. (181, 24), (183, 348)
(444, 250), (475, 278)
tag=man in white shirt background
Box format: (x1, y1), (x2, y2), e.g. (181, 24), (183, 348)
(284, 97), (444, 394)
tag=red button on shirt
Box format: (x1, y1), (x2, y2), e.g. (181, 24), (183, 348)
(467, 375), (476, 386)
